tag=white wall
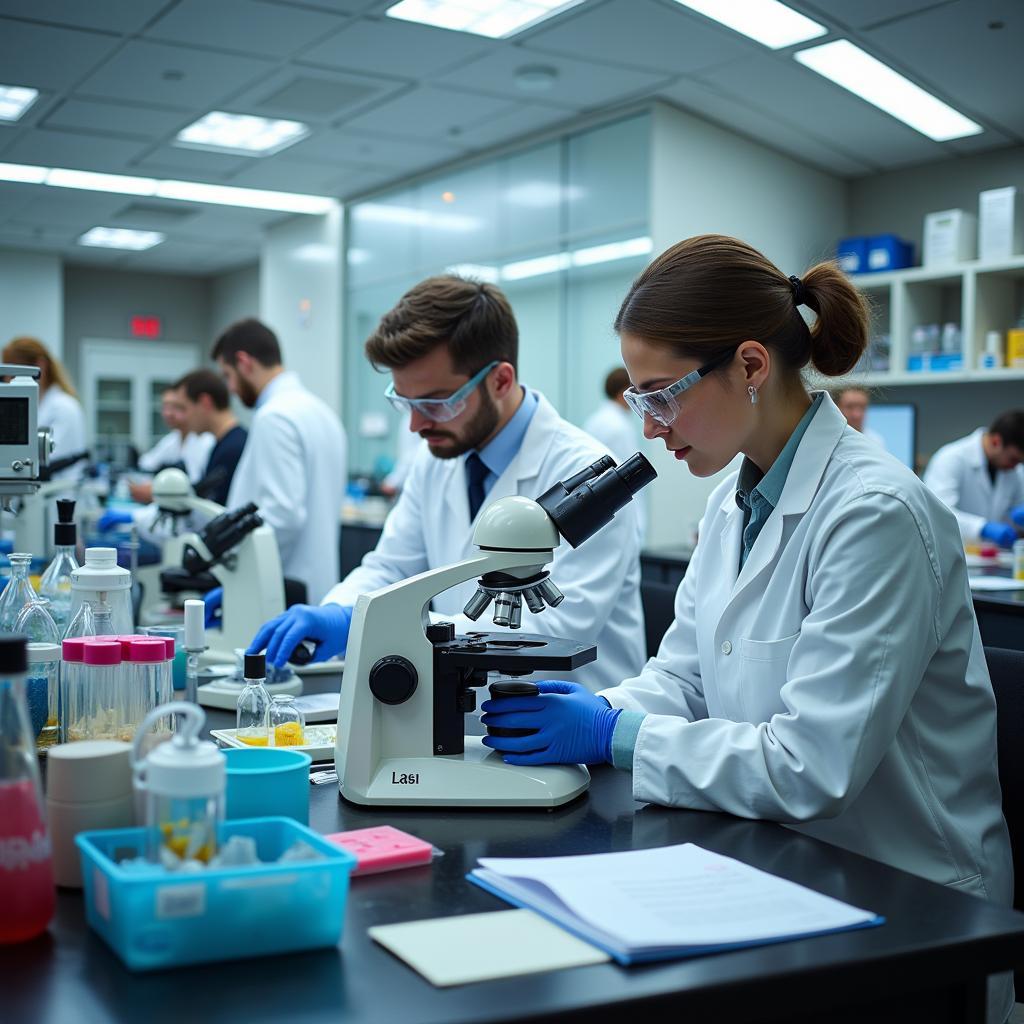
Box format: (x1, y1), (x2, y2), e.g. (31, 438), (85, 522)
(260, 206), (343, 413)
(209, 263), (260, 340)
(0, 250), (63, 356)
(644, 102), (848, 548)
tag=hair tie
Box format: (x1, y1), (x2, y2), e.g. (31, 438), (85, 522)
(789, 275), (810, 308)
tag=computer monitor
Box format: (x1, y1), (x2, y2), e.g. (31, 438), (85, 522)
(864, 403), (917, 470)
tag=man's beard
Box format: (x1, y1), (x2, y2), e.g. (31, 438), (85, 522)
(423, 388), (500, 460)
(236, 377), (259, 409)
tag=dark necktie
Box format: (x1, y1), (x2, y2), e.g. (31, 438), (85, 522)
(465, 452), (489, 521)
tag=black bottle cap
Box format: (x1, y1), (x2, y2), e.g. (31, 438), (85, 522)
(56, 498), (76, 523)
(0, 634), (28, 674)
(244, 652), (266, 679)
(54, 498), (77, 546)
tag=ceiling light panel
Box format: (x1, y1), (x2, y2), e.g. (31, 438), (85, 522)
(671, 0), (826, 49)
(795, 39), (983, 141)
(386, 0), (585, 39)
(175, 111), (310, 156)
(0, 85), (39, 122)
(79, 227), (165, 251)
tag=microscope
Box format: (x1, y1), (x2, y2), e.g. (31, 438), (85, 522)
(0, 364), (52, 513)
(335, 452), (656, 808)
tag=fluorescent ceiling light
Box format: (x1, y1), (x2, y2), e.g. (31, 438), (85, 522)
(175, 111), (309, 156)
(795, 39), (982, 141)
(572, 236), (653, 267)
(504, 182), (583, 208)
(0, 85), (39, 122)
(501, 252), (571, 281)
(0, 162), (337, 214)
(446, 262), (500, 283)
(671, 0), (825, 49)
(79, 227), (165, 251)
(353, 202), (480, 231)
(386, 0), (584, 39)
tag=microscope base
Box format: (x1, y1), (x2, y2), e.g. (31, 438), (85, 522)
(339, 737), (590, 808)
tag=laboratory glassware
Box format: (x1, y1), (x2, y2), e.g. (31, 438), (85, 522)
(67, 548), (132, 638)
(39, 499), (79, 634)
(236, 653), (271, 746)
(0, 553), (37, 632)
(269, 694), (305, 747)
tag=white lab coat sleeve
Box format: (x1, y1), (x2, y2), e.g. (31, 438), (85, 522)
(599, 527), (708, 720)
(923, 448), (985, 542)
(630, 494), (942, 822)
(321, 461), (430, 608)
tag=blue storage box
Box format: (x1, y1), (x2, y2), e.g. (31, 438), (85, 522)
(864, 234), (914, 272)
(907, 353), (963, 372)
(836, 236), (868, 274)
(76, 817), (357, 971)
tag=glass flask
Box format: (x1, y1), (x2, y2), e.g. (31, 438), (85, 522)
(38, 499), (79, 635)
(235, 653), (270, 746)
(15, 602), (62, 754)
(0, 635), (56, 943)
(0, 554), (37, 633)
(269, 694), (305, 747)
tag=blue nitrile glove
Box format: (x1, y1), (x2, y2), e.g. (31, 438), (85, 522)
(98, 508), (133, 532)
(204, 587), (223, 629)
(480, 680), (621, 766)
(1010, 504), (1024, 529)
(248, 603), (353, 669)
(981, 521), (1017, 549)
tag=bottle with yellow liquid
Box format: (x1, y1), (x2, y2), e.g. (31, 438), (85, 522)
(236, 653), (271, 746)
(269, 695), (305, 747)
(1014, 539), (1024, 582)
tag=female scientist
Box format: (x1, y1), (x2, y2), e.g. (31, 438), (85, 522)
(481, 235), (1013, 1015)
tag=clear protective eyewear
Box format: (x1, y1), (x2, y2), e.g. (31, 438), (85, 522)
(622, 347), (737, 426)
(384, 360), (499, 423)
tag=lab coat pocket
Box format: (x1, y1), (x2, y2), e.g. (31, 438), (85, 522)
(737, 632), (800, 723)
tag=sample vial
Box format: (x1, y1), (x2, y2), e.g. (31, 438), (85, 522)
(236, 653), (271, 746)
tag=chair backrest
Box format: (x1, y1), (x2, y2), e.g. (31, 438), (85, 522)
(640, 579), (678, 659)
(985, 646), (1024, 912)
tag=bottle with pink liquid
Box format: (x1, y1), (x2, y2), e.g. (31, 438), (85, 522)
(0, 634), (55, 943)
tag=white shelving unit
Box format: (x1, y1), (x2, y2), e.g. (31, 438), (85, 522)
(847, 254), (1024, 387)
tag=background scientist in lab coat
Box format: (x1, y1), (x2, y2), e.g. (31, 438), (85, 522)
(209, 318), (346, 604)
(250, 274), (644, 694)
(922, 409), (1024, 549)
(481, 235), (1012, 1022)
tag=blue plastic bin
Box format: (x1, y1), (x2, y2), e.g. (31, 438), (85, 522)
(864, 234), (914, 272)
(836, 236), (868, 274)
(76, 817), (357, 971)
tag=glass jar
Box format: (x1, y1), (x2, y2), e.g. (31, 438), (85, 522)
(236, 653), (270, 746)
(127, 639), (172, 753)
(70, 640), (124, 742)
(269, 695), (305, 747)
(60, 639), (85, 744)
(39, 502), (79, 636)
(15, 602), (62, 754)
(0, 554), (37, 633)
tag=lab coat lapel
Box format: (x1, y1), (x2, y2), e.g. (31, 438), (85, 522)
(441, 458), (472, 556)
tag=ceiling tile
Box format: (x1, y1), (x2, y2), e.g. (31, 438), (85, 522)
(9, 190), (128, 228)
(284, 129), (461, 169)
(523, 0), (756, 75)
(226, 156), (372, 192)
(0, 19), (122, 92)
(134, 145), (253, 179)
(299, 15), (494, 78)
(0, 221), (77, 246)
(0, 0), (168, 34)
(435, 46), (671, 110)
(338, 87), (520, 143)
(0, 182), (39, 224)
(800, 0), (952, 31)
(0, 129), (151, 174)
(864, 0), (1024, 137)
(75, 40), (275, 108)
(452, 102), (572, 152)
(43, 99), (192, 140)
(145, 0), (349, 59)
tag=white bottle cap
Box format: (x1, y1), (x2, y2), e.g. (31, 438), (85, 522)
(145, 735), (225, 799)
(184, 599), (205, 650)
(72, 547), (132, 591)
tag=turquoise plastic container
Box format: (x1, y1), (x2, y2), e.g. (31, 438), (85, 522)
(76, 817), (356, 971)
(224, 747), (312, 824)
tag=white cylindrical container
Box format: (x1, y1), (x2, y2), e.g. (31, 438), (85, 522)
(47, 740), (134, 887)
(67, 548), (133, 636)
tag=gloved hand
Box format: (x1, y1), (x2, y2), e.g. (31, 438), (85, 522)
(981, 521), (1017, 549)
(204, 587), (223, 629)
(480, 680), (621, 766)
(248, 603), (353, 669)
(1010, 504), (1024, 529)
(98, 508), (133, 532)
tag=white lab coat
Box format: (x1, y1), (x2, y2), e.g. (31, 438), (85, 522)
(601, 395), (1012, 1018)
(923, 428), (1024, 543)
(38, 386), (86, 481)
(227, 371), (346, 604)
(138, 431), (214, 484)
(324, 391), (645, 693)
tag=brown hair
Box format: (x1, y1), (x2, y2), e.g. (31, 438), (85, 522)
(365, 275), (518, 374)
(210, 318), (281, 367)
(2, 336), (79, 399)
(604, 366), (631, 400)
(614, 235), (869, 379)
(990, 410), (1024, 450)
(175, 368), (230, 410)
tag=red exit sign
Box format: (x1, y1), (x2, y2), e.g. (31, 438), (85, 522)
(131, 316), (162, 339)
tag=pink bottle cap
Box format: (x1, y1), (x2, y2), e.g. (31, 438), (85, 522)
(111, 635), (140, 658)
(62, 638), (86, 662)
(81, 639), (122, 666)
(128, 638), (167, 664)
(160, 636), (175, 658)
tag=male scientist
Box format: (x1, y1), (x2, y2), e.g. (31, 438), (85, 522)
(250, 275), (645, 693)
(833, 387), (887, 450)
(923, 409), (1024, 548)
(208, 318), (347, 604)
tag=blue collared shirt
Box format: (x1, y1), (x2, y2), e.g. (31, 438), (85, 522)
(467, 386), (538, 496)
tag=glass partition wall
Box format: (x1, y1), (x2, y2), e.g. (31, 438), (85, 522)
(344, 112), (651, 476)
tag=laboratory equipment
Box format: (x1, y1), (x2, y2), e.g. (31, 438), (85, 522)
(1014, 539), (1024, 582)
(139, 625), (186, 690)
(0, 634), (56, 942)
(127, 638), (173, 751)
(66, 547), (133, 637)
(863, 404), (917, 470)
(17, 600), (61, 753)
(236, 653), (271, 746)
(0, 552), (37, 631)
(223, 747), (312, 824)
(269, 694), (305, 747)
(59, 638), (84, 743)
(67, 639), (123, 742)
(46, 739), (134, 888)
(39, 499), (79, 633)
(132, 702), (225, 866)
(0, 364), (53, 513)
(183, 598), (206, 705)
(334, 452), (655, 808)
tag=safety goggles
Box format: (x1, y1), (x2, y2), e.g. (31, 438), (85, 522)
(622, 347), (738, 426)
(384, 360), (498, 423)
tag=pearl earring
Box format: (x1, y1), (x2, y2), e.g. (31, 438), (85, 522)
(748, 385), (758, 406)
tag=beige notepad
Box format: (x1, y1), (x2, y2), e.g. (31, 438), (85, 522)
(368, 909), (610, 986)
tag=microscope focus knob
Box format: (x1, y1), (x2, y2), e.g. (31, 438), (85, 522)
(426, 621), (455, 644)
(369, 655), (418, 706)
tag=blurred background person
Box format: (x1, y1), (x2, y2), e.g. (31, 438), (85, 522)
(834, 387), (886, 450)
(132, 386), (213, 503)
